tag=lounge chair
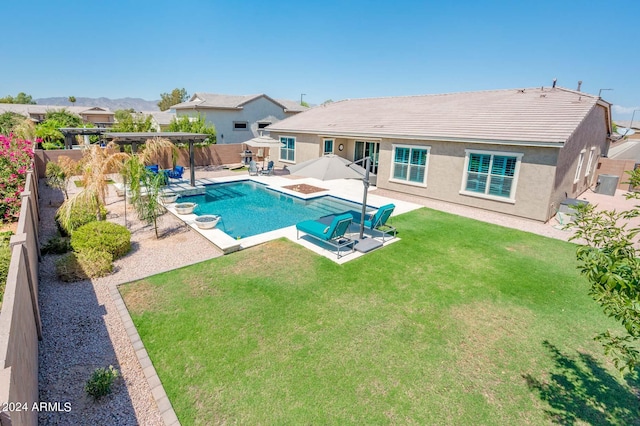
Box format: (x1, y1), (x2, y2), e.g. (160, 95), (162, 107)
(348, 203), (396, 242)
(260, 161), (274, 176)
(248, 160), (259, 176)
(296, 213), (354, 258)
(145, 164), (159, 175)
(167, 165), (184, 181)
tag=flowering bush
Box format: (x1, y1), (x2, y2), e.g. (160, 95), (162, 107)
(0, 134), (34, 223)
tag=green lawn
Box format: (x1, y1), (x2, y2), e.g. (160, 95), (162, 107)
(119, 208), (640, 425)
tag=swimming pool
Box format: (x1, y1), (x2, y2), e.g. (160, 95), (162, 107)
(178, 180), (369, 239)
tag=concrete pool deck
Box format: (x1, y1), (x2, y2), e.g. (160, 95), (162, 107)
(162, 172), (422, 263)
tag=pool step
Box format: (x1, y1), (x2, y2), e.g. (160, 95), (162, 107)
(161, 183), (206, 197)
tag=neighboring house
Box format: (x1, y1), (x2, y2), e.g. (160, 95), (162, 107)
(141, 110), (176, 132)
(0, 104), (115, 127)
(267, 87), (613, 222)
(171, 93), (307, 144)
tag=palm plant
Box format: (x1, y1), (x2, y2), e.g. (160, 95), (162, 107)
(121, 137), (179, 238)
(56, 142), (129, 234)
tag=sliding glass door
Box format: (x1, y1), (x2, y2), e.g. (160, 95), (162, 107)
(354, 141), (380, 174)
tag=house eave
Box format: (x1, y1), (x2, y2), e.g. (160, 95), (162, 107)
(268, 128), (565, 148)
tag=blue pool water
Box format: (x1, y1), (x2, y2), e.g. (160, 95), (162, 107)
(179, 181), (369, 239)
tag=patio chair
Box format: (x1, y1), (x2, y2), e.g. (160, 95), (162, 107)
(248, 160), (259, 176)
(348, 203), (396, 242)
(167, 165), (184, 181)
(260, 161), (274, 176)
(145, 164), (159, 175)
(296, 213), (355, 259)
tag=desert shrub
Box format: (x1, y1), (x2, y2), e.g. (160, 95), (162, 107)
(71, 221), (131, 260)
(85, 365), (119, 400)
(56, 203), (106, 236)
(41, 236), (71, 255)
(55, 249), (113, 282)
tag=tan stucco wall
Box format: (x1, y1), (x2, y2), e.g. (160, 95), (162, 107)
(550, 104), (610, 214)
(270, 133), (561, 221)
(375, 140), (559, 221)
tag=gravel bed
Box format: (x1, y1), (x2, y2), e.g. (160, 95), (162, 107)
(37, 179), (223, 425)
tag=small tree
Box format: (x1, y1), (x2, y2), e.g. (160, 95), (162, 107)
(120, 137), (177, 238)
(44, 109), (83, 127)
(158, 88), (188, 111)
(68, 96), (76, 106)
(569, 168), (640, 373)
(0, 92), (36, 105)
(168, 113), (216, 145)
(111, 110), (153, 133)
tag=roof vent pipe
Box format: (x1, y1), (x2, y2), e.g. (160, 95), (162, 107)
(552, 78), (557, 88)
(577, 80), (582, 91)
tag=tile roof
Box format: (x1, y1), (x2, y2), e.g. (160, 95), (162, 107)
(171, 93), (308, 113)
(0, 104), (113, 117)
(267, 87), (608, 144)
(141, 111), (175, 125)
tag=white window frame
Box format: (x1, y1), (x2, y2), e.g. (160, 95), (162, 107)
(279, 136), (296, 163)
(585, 147), (596, 177)
(459, 149), (523, 204)
(574, 149), (586, 183)
(323, 139), (334, 155)
(389, 144), (431, 187)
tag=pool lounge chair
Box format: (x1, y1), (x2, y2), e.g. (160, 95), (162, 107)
(348, 203), (396, 242)
(260, 161), (274, 176)
(296, 213), (354, 259)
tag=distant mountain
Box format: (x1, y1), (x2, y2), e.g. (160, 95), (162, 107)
(35, 97), (161, 112)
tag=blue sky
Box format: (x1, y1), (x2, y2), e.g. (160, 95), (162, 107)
(3, 0), (639, 120)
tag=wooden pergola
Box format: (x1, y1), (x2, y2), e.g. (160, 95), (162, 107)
(103, 132), (209, 187)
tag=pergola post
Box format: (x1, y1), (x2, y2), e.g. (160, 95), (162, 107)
(189, 140), (195, 187)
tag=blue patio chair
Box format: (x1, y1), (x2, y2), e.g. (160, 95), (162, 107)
(260, 161), (274, 176)
(296, 213), (354, 258)
(145, 164), (159, 174)
(167, 165), (184, 181)
(348, 203), (396, 242)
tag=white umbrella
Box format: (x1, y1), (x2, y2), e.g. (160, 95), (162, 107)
(244, 135), (282, 167)
(244, 134), (282, 148)
(288, 155), (375, 244)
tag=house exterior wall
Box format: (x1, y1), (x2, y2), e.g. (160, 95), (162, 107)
(82, 114), (114, 127)
(549, 104), (610, 215)
(375, 140), (559, 221)
(270, 131), (561, 221)
(177, 97), (298, 145)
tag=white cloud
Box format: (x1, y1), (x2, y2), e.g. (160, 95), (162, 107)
(613, 105), (640, 115)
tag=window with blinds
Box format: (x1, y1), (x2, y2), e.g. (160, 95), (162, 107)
(391, 145), (430, 186)
(461, 150), (522, 202)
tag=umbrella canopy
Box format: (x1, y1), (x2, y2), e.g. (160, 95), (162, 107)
(287, 154), (366, 181)
(244, 135), (282, 148)
(289, 155), (376, 243)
